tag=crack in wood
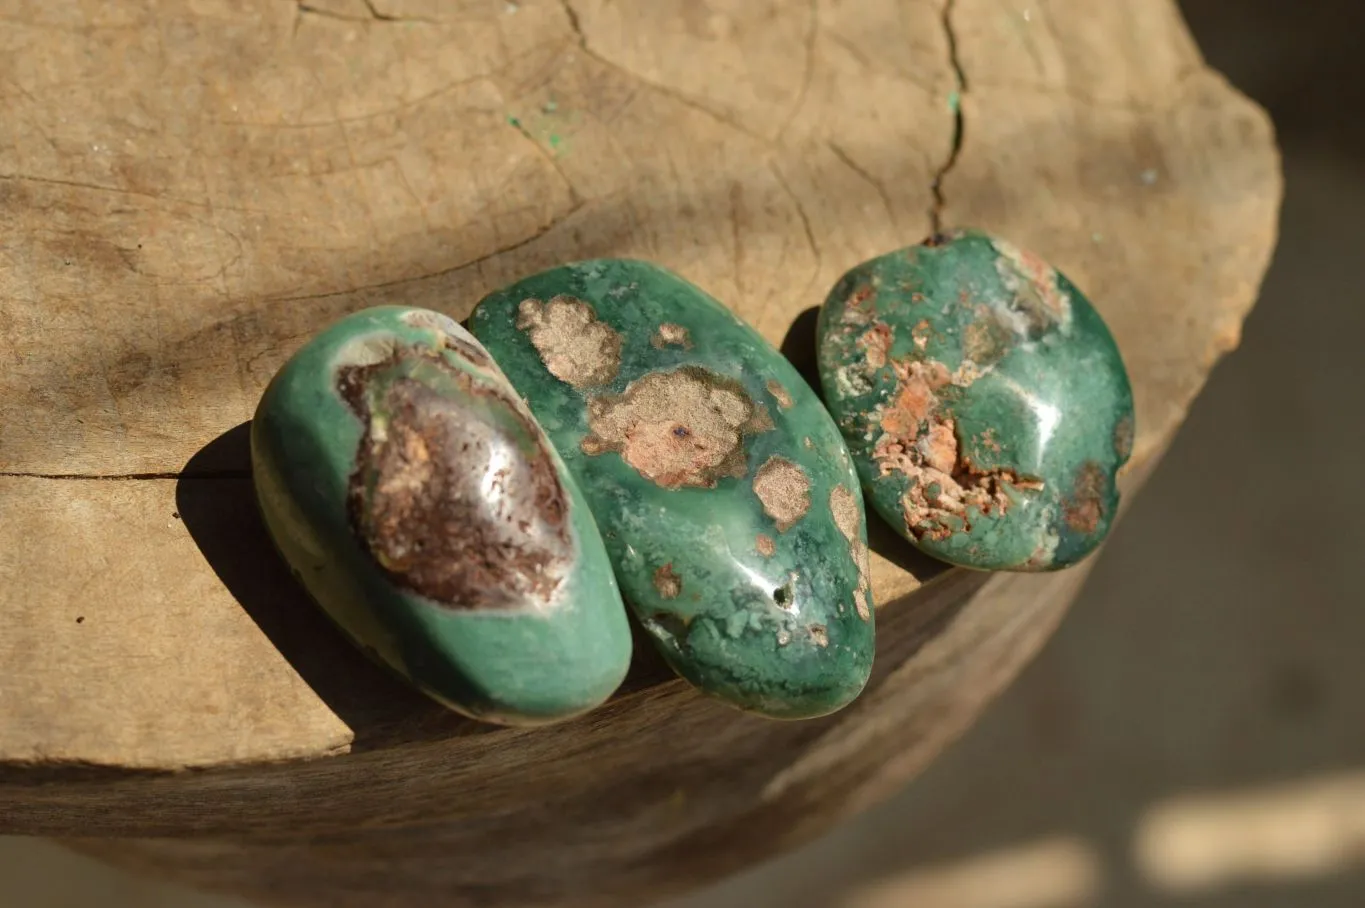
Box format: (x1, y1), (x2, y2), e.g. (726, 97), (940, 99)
(769, 161), (821, 301)
(775, 0), (819, 143)
(504, 109), (584, 208)
(559, 0), (584, 43)
(261, 198), (586, 308)
(295, 0), (437, 26)
(556, 0), (773, 146)
(828, 141), (896, 227)
(929, 0), (966, 234)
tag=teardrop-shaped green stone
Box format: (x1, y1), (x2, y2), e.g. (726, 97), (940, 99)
(251, 306), (632, 725)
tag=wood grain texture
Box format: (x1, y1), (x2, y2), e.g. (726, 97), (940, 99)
(0, 0), (1278, 904)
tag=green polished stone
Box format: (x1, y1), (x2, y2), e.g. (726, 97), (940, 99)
(817, 231), (1135, 571)
(469, 260), (875, 719)
(250, 306), (632, 725)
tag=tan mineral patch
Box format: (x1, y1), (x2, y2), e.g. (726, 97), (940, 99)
(961, 319), (994, 362)
(839, 284), (877, 326)
(917, 419), (959, 474)
(756, 533), (776, 557)
(1063, 461), (1108, 534)
(951, 359), (986, 387)
(857, 322), (893, 370)
(961, 310), (1014, 367)
(878, 359), (951, 437)
(830, 484), (872, 622)
(829, 483), (861, 542)
(853, 589), (870, 621)
(1026, 526), (1062, 570)
(834, 363), (873, 398)
(1113, 414), (1135, 463)
(402, 314), (495, 371)
(517, 295), (622, 388)
(911, 319), (932, 350)
(766, 379), (793, 410)
(653, 563), (683, 600)
(871, 358), (1040, 543)
(990, 238), (1073, 331)
(582, 366), (770, 488)
(399, 308), (461, 335)
(334, 334), (399, 369)
(876, 434), (1029, 543)
(651, 322), (691, 348)
(753, 456), (811, 532)
(808, 625), (829, 648)
(745, 403), (775, 434)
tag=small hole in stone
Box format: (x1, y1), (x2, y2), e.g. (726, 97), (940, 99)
(75, 616), (85, 624)
(773, 586), (790, 606)
(672, 425), (690, 438)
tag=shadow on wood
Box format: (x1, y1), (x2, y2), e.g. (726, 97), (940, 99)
(174, 420), (700, 752)
(175, 423), (476, 751)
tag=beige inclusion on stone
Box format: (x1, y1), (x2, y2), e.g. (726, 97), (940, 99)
(752, 456), (811, 532)
(829, 484), (872, 621)
(517, 296), (622, 388)
(582, 366), (770, 489)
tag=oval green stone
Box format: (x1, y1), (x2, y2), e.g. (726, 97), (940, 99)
(816, 230), (1135, 571)
(250, 306), (632, 725)
(470, 260), (875, 720)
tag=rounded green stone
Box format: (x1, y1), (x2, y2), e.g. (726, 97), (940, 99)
(250, 306), (632, 725)
(816, 230), (1135, 571)
(470, 260), (875, 720)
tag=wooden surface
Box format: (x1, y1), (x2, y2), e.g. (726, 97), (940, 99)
(0, 0), (1279, 905)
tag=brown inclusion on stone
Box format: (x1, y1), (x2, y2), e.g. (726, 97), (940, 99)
(1063, 461), (1108, 534)
(870, 357), (1041, 542)
(338, 350), (572, 610)
(653, 563), (683, 599)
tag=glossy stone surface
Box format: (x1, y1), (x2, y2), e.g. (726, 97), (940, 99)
(251, 306), (632, 725)
(470, 260), (874, 719)
(817, 231), (1135, 571)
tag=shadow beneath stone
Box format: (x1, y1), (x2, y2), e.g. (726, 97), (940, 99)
(779, 306), (823, 394)
(175, 421), (491, 752)
(866, 507), (950, 585)
(616, 607), (682, 696)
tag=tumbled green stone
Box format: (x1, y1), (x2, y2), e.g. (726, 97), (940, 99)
(469, 260), (875, 719)
(250, 306), (632, 725)
(816, 230), (1135, 571)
